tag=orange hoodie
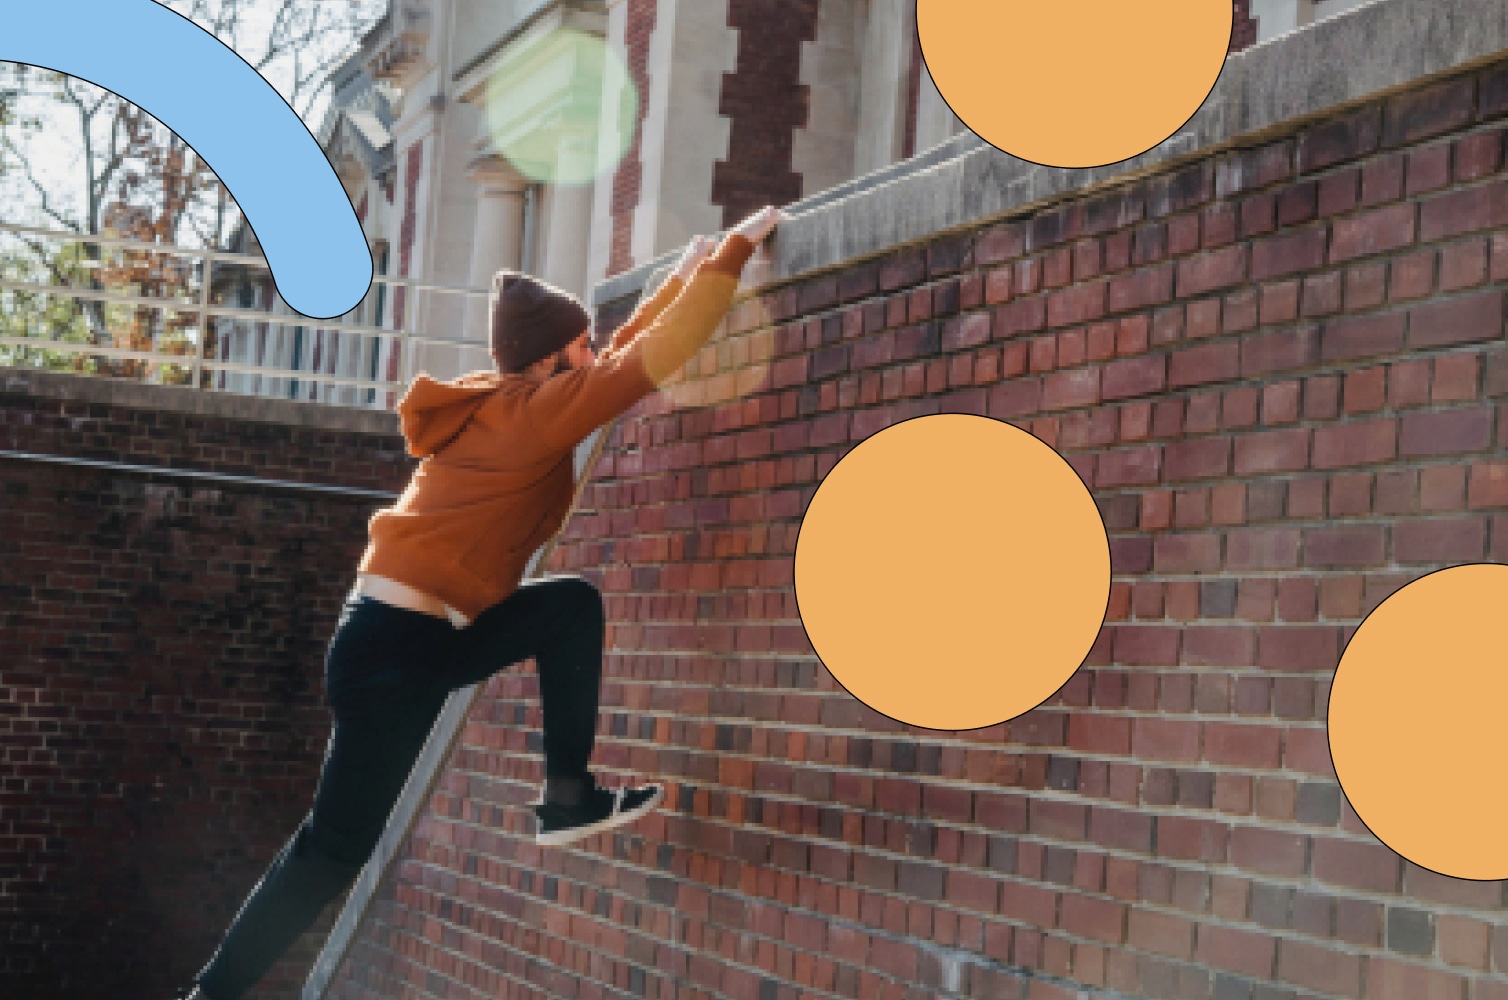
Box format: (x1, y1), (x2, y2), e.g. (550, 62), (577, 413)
(356, 233), (757, 621)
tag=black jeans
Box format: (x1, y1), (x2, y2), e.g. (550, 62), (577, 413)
(194, 574), (606, 1000)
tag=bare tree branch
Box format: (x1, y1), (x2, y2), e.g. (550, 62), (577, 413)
(12, 233), (84, 289)
(4, 0), (381, 258)
(2, 135), (80, 232)
(87, 86), (111, 119)
(257, 0), (298, 71)
(288, 44), (354, 117)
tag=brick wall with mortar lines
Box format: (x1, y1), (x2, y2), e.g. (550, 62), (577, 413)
(0, 384), (411, 1000)
(322, 60), (1508, 1000)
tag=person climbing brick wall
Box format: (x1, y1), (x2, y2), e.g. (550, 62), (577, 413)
(324, 52), (1508, 1000)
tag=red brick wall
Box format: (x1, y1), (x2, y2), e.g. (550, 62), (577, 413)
(609, 0), (659, 276)
(0, 383), (411, 1000)
(712, 0), (822, 227)
(1231, 0), (1258, 52)
(338, 58), (1507, 1000)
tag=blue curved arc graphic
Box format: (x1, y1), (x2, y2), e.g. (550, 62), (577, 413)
(1, 0), (372, 320)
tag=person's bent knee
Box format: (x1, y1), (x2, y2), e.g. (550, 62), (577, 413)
(557, 576), (604, 620)
(559, 574), (600, 602)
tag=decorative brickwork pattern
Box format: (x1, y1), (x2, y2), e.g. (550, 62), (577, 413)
(386, 141), (425, 408)
(325, 57), (1508, 1000)
(0, 388), (411, 1000)
(392, 141), (424, 339)
(711, 0), (822, 227)
(1231, 0), (1258, 53)
(608, 0), (659, 277)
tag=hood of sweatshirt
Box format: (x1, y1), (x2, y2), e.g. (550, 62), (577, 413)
(396, 371), (516, 457)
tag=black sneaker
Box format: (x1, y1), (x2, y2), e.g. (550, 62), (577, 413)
(534, 781), (665, 846)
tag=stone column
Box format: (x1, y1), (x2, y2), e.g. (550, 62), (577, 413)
(853, 0), (911, 176)
(539, 132), (598, 301)
(792, 0), (862, 198)
(464, 154), (529, 344)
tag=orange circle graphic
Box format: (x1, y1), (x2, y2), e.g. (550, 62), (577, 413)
(794, 414), (1109, 731)
(1328, 563), (1508, 881)
(917, 0), (1233, 169)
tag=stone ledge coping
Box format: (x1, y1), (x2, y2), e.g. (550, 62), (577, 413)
(592, 0), (1508, 309)
(0, 367), (400, 436)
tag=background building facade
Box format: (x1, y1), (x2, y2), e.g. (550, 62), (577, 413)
(210, 0), (1402, 401)
(312, 0), (1274, 385)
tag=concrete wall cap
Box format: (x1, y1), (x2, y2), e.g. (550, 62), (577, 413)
(593, 0), (1508, 307)
(0, 369), (400, 436)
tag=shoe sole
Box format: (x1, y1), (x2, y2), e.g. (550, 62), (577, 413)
(535, 785), (665, 847)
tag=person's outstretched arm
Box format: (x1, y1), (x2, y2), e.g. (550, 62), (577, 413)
(603, 236), (716, 353)
(526, 207), (785, 450)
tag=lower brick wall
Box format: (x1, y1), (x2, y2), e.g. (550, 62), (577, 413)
(324, 52), (1508, 1000)
(0, 378), (410, 1000)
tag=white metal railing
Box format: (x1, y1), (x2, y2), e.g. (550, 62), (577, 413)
(0, 220), (493, 410)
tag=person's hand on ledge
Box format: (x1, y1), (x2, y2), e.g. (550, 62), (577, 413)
(671, 235), (717, 281)
(730, 205), (787, 245)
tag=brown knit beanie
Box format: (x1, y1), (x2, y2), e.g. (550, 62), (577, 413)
(489, 270), (592, 373)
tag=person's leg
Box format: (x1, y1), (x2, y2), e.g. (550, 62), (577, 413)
(446, 575), (605, 802)
(192, 597), (455, 1000)
(445, 574), (662, 844)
